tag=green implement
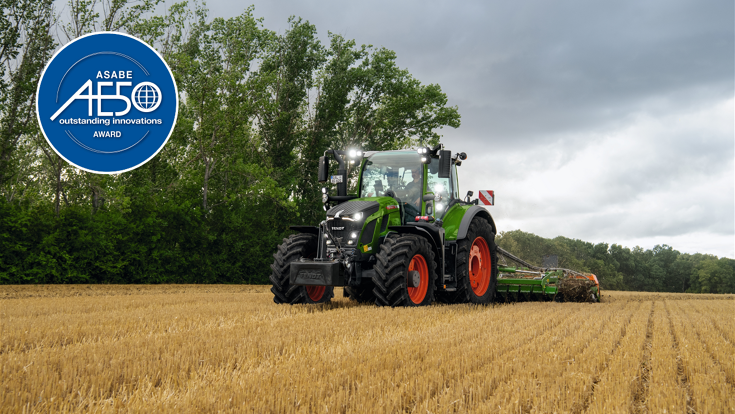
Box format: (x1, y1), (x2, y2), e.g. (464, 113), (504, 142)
(495, 247), (601, 303)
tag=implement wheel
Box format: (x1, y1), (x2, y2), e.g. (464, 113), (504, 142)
(270, 233), (334, 304)
(373, 233), (437, 307)
(438, 217), (497, 304)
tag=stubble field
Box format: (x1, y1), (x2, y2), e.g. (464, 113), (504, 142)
(1, 285), (733, 413)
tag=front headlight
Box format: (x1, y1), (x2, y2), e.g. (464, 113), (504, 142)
(342, 212), (364, 221)
(322, 193), (328, 203)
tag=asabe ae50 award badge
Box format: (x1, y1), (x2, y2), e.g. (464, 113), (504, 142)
(36, 32), (178, 174)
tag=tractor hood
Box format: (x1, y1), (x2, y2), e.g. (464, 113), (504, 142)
(324, 197), (402, 251)
(326, 200), (380, 220)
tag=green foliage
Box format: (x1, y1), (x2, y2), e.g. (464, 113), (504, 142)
(496, 230), (734, 293)
(0, 0), (56, 191)
(688, 256), (735, 294)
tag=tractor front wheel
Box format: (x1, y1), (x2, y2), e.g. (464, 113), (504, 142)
(373, 233), (437, 307)
(270, 233), (334, 304)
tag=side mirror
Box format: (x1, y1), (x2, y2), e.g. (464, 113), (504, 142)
(438, 150), (451, 179)
(318, 156), (329, 183)
(465, 190), (473, 203)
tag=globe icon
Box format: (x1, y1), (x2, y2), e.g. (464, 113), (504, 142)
(134, 84), (160, 110)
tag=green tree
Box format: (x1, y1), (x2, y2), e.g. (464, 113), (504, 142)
(649, 245), (681, 291)
(0, 0), (55, 193)
(689, 257), (734, 294)
(174, 7), (270, 212)
(254, 17), (324, 190)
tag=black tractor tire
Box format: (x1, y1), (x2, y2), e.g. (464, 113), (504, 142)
(270, 233), (334, 304)
(373, 233), (437, 307)
(344, 280), (377, 304)
(437, 217), (498, 304)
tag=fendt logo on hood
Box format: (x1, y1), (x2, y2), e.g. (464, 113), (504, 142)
(36, 32), (178, 174)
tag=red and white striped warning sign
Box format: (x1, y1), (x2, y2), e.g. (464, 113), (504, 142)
(478, 190), (494, 206)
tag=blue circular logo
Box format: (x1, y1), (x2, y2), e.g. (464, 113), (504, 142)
(36, 32), (178, 174)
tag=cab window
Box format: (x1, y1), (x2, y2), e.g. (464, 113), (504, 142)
(452, 164), (459, 199)
(426, 158), (453, 212)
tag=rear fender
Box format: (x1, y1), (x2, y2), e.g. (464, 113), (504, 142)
(456, 206), (496, 240)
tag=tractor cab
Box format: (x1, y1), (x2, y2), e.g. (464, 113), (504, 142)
(358, 150), (461, 223)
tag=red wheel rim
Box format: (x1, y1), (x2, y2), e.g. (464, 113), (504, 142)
(407, 254), (429, 304)
(303, 248), (325, 302)
(469, 237), (491, 296)
(306, 286), (325, 301)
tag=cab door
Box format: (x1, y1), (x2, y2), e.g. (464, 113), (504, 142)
(425, 158), (455, 216)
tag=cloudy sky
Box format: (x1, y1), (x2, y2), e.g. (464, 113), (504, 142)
(203, 0), (733, 257)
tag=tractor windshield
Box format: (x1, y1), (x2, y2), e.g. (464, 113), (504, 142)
(360, 152), (423, 208)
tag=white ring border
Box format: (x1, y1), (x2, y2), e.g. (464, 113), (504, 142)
(35, 31), (180, 175)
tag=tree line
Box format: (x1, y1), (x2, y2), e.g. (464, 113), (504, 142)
(0, 0), (459, 284)
(496, 230), (735, 294)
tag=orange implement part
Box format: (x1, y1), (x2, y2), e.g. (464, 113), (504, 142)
(407, 254), (429, 304)
(468, 237), (491, 296)
(587, 273), (600, 287)
(568, 273), (600, 288)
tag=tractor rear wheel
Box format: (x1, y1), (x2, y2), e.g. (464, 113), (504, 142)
(270, 233), (334, 304)
(438, 217), (497, 304)
(373, 233), (437, 307)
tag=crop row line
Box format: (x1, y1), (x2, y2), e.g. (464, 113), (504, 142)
(663, 300), (696, 413)
(630, 301), (655, 413)
(667, 300), (734, 412)
(572, 302), (640, 413)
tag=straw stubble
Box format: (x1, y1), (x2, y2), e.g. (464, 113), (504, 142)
(1, 286), (732, 413)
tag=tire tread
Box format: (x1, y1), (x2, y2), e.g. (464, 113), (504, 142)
(373, 233), (436, 307)
(270, 233), (334, 304)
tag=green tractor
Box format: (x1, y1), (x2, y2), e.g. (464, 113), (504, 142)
(270, 144), (498, 306)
